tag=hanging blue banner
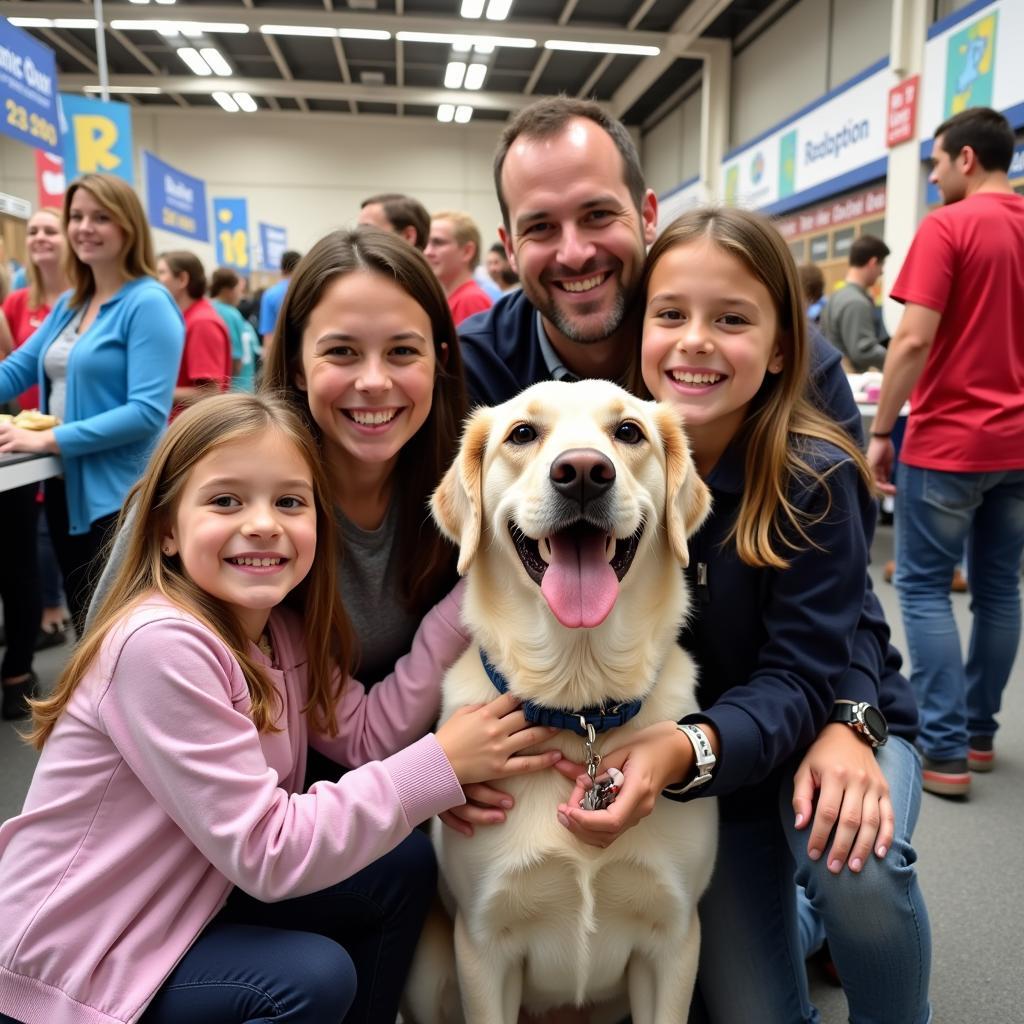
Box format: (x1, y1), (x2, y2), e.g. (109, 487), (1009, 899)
(60, 93), (134, 184)
(143, 151), (208, 241)
(259, 222), (288, 271)
(213, 197), (250, 270)
(0, 19), (61, 155)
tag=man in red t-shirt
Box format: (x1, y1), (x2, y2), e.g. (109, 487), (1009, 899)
(424, 211), (493, 325)
(868, 107), (1024, 798)
(157, 251), (231, 419)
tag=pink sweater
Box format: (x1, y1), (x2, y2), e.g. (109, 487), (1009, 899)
(0, 588), (469, 1024)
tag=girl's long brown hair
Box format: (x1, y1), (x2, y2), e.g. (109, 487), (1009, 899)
(63, 174), (157, 308)
(27, 393), (353, 749)
(636, 206), (874, 570)
(261, 228), (466, 617)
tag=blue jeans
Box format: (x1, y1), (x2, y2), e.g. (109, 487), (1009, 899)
(696, 737), (931, 1024)
(141, 829), (436, 1024)
(894, 464), (1024, 760)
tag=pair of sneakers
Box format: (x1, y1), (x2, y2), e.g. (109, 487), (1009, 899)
(919, 736), (994, 798)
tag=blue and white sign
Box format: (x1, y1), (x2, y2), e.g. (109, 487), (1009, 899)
(213, 197), (251, 270)
(0, 19), (60, 155)
(60, 93), (134, 184)
(259, 222), (288, 272)
(720, 60), (890, 215)
(657, 176), (707, 234)
(143, 151), (208, 241)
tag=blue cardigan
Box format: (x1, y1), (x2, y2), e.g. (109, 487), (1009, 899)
(0, 277), (184, 534)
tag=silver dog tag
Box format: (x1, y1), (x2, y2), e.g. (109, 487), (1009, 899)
(581, 768), (624, 811)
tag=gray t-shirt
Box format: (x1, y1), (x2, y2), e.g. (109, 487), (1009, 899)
(820, 283), (888, 373)
(42, 313), (83, 421)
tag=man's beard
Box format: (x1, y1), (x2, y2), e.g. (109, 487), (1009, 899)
(529, 279), (629, 346)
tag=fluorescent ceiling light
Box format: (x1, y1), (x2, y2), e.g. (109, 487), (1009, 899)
(454, 105), (474, 123)
(486, 0), (514, 19)
(129, 0), (178, 4)
(233, 92), (258, 113)
(84, 85), (163, 94)
(55, 18), (99, 28)
(397, 31), (535, 48)
(212, 91), (240, 113)
(199, 47), (232, 76)
(261, 24), (336, 38)
(437, 103), (455, 123)
(177, 47), (212, 76)
(544, 39), (660, 56)
(460, 0), (485, 15)
(111, 20), (248, 34)
(463, 63), (487, 90)
(9, 18), (54, 26)
(444, 61), (467, 89)
(338, 28), (391, 40)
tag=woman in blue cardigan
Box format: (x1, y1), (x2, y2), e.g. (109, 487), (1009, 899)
(0, 174), (183, 644)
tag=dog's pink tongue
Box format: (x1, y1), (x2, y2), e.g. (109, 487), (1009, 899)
(540, 529), (618, 628)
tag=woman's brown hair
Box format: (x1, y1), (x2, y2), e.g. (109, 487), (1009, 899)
(27, 392), (353, 748)
(261, 228), (466, 616)
(63, 173), (157, 308)
(636, 206), (874, 570)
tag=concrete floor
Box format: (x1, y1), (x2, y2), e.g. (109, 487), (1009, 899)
(1, 522), (1022, 1023)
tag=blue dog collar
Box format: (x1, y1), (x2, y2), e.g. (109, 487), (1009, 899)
(480, 650), (642, 736)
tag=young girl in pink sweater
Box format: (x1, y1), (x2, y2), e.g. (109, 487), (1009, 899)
(0, 392), (559, 1024)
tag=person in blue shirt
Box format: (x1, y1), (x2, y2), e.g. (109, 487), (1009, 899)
(0, 173), (183, 639)
(553, 206), (930, 1024)
(258, 250), (301, 350)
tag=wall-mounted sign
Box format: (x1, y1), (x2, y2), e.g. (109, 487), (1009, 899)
(773, 184), (887, 240)
(35, 148), (65, 207)
(213, 197), (251, 270)
(0, 19), (60, 156)
(258, 222), (288, 271)
(887, 75), (920, 148)
(143, 151), (209, 242)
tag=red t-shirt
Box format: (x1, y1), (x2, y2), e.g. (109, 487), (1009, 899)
(2, 287), (49, 411)
(890, 191), (1024, 472)
(173, 297), (231, 418)
(447, 278), (492, 326)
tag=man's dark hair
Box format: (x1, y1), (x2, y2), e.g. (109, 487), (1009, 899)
(493, 97), (646, 230)
(934, 106), (1014, 173)
(797, 263), (824, 304)
(161, 250), (206, 300)
(361, 193), (431, 250)
(848, 234), (890, 268)
(281, 250), (302, 274)
(209, 266), (240, 297)
(489, 242), (507, 257)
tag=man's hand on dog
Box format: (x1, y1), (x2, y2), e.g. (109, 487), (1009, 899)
(436, 692), (562, 790)
(792, 722), (895, 874)
(553, 722), (698, 849)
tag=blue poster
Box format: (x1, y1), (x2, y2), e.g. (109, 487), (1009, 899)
(0, 19), (61, 155)
(60, 93), (134, 184)
(213, 198), (250, 271)
(259, 222), (288, 271)
(143, 151), (208, 242)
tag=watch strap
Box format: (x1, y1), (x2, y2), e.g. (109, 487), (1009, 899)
(664, 723), (716, 795)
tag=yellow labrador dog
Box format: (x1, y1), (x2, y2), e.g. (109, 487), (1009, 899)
(407, 380), (717, 1024)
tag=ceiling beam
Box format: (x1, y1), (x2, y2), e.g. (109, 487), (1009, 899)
(0, 1), (687, 52)
(58, 73), (565, 113)
(577, 0), (658, 100)
(322, 0), (357, 114)
(610, 0), (733, 118)
(261, 33), (308, 112)
(523, 0), (578, 97)
(39, 26), (97, 73)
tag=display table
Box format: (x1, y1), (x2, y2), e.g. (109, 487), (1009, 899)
(0, 452), (61, 493)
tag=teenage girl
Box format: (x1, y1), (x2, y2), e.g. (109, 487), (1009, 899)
(0, 392), (559, 1024)
(549, 207), (931, 1024)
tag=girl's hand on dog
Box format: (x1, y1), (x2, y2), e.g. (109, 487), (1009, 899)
(554, 721), (698, 849)
(792, 722), (894, 874)
(436, 692), (562, 788)
(439, 782), (515, 837)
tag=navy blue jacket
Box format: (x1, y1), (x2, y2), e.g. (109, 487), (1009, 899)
(458, 291), (918, 817)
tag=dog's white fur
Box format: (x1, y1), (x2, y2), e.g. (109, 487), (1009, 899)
(407, 380), (718, 1024)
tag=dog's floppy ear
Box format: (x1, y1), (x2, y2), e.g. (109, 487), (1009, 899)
(654, 404), (711, 568)
(431, 408), (492, 575)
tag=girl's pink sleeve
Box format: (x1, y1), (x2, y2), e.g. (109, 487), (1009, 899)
(310, 578), (471, 767)
(97, 615), (464, 902)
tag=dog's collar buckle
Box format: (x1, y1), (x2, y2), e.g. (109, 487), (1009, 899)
(480, 650), (643, 737)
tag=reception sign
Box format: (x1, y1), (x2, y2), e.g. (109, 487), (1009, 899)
(144, 151), (209, 242)
(0, 19), (60, 155)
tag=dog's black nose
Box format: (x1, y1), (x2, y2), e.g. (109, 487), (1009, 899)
(549, 448), (616, 507)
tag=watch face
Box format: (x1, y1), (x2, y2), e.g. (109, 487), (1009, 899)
(862, 705), (888, 740)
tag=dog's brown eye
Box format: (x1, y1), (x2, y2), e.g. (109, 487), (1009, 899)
(614, 421), (644, 444)
(508, 424), (537, 445)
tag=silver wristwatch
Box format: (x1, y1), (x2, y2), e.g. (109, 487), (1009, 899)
(664, 723), (716, 795)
